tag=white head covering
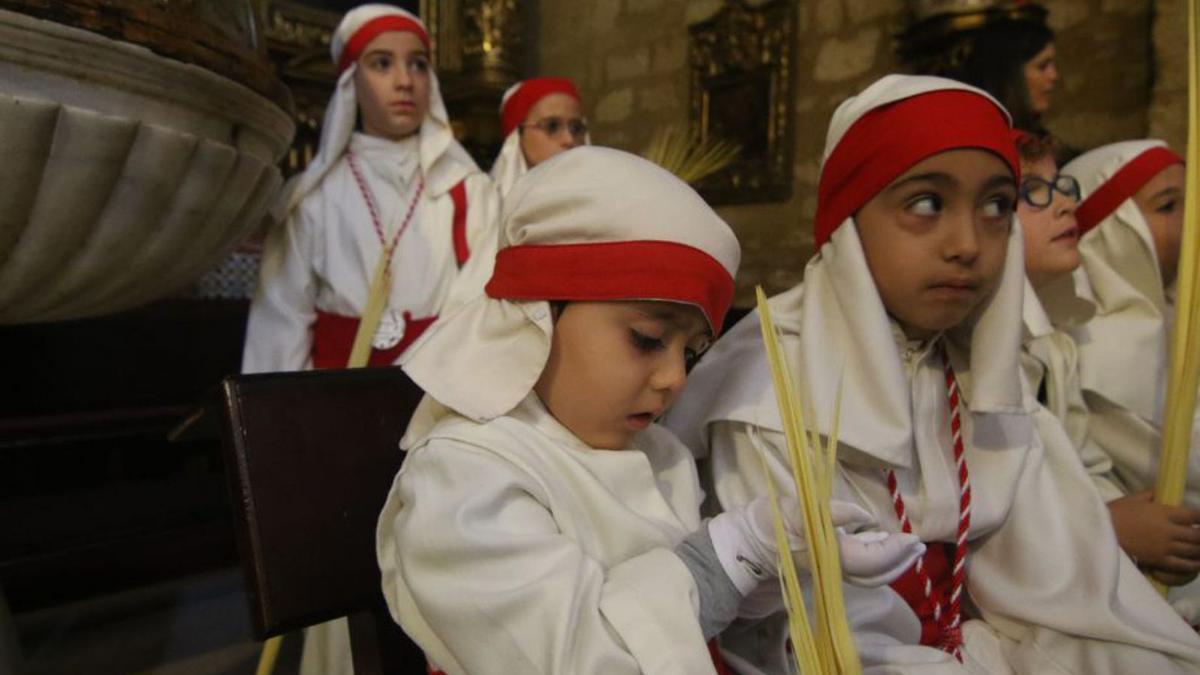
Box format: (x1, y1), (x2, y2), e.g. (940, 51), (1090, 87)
(1064, 139), (1184, 424)
(489, 77), (587, 197)
(402, 146), (739, 441)
(271, 4), (478, 220)
(671, 75), (1033, 467)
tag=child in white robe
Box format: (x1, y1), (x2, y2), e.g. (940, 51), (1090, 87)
(241, 6), (501, 673)
(243, 4), (501, 374)
(375, 146), (923, 675)
(1064, 141), (1200, 612)
(1011, 131), (1118, 496)
(1015, 134), (1200, 615)
(667, 75), (1200, 673)
(490, 76), (587, 197)
(1065, 141), (1197, 506)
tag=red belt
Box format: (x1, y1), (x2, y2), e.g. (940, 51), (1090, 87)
(312, 309), (436, 369)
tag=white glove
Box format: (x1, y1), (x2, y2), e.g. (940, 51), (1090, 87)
(709, 497), (924, 595)
(838, 529), (925, 587)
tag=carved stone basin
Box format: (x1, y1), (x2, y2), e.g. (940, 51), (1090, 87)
(0, 5), (295, 323)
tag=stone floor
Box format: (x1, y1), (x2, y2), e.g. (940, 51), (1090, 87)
(11, 568), (303, 675)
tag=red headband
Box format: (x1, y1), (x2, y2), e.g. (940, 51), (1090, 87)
(1075, 146), (1184, 234)
(501, 78), (582, 137)
(485, 241), (735, 334)
(815, 90), (1019, 248)
(338, 15), (431, 72)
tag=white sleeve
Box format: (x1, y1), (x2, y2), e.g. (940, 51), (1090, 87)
(242, 209), (317, 374)
(442, 174), (500, 315)
(384, 441), (715, 675)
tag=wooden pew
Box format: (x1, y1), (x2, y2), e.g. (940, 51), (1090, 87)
(215, 366), (426, 674)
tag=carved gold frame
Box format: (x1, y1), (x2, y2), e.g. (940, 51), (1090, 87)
(689, 0), (795, 204)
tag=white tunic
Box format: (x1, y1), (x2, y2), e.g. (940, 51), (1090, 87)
(1065, 141), (1200, 507)
(243, 132), (500, 373)
(1020, 278), (1125, 501)
(376, 394), (718, 675)
(488, 129), (527, 198)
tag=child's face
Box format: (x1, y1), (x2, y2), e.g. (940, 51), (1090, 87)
(353, 31), (431, 141)
(519, 93), (586, 167)
(1018, 154), (1081, 287)
(1132, 163), (1185, 288)
(533, 301), (712, 450)
(855, 148), (1017, 339)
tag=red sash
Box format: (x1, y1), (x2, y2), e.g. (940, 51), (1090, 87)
(311, 310), (436, 369)
(311, 179), (470, 369)
(889, 541), (955, 648)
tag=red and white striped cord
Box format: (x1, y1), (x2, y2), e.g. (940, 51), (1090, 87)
(886, 343), (971, 661)
(346, 150), (425, 266)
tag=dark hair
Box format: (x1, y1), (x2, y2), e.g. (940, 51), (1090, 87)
(949, 19), (1055, 133)
(1014, 130), (1058, 168)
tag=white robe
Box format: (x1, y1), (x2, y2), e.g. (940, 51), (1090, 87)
(243, 132), (500, 373)
(375, 394), (718, 675)
(1020, 278), (1125, 501)
(1066, 142), (1200, 508)
(667, 223), (1200, 673)
(488, 129), (527, 198)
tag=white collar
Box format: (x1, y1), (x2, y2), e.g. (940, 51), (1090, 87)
(349, 132), (420, 185)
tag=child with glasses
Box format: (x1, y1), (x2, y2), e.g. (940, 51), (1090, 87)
(1064, 141), (1200, 620)
(490, 77), (589, 197)
(1014, 133), (1200, 623)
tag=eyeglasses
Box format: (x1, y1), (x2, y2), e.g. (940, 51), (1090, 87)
(1019, 174), (1080, 208)
(520, 116), (588, 140)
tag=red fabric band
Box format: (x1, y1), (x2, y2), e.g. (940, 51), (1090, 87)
(312, 310), (436, 369)
(450, 180), (470, 266)
(501, 77), (581, 137)
(338, 15), (431, 72)
(485, 241), (735, 334)
(815, 90), (1019, 248)
(1075, 146), (1184, 234)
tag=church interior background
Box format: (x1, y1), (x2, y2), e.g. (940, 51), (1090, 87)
(0, 0), (1188, 672)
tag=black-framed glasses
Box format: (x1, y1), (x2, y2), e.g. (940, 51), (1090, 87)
(1020, 174), (1081, 208)
(520, 116), (588, 139)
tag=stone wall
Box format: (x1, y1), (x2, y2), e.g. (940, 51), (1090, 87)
(537, 0), (1181, 305)
(1149, 0), (1188, 152)
(1040, 0), (1155, 153)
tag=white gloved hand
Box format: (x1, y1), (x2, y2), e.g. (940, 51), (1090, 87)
(837, 529), (925, 587)
(709, 497), (873, 593)
(709, 497), (924, 595)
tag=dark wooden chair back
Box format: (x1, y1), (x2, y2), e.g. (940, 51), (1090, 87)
(215, 366), (427, 673)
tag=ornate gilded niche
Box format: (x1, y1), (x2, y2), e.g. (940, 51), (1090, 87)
(688, 0), (795, 205)
(422, 0), (525, 166)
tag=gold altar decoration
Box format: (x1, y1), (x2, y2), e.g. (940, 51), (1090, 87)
(687, 0), (794, 205)
(422, 0), (526, 166)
